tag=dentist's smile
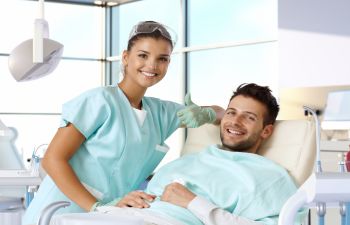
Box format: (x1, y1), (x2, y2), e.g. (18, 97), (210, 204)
(141, 71), (157, 77)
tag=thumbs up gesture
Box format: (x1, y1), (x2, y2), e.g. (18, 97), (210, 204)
(176, 93), (216, 128)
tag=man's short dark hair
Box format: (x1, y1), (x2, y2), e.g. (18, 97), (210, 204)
(230, 83), (279, 126)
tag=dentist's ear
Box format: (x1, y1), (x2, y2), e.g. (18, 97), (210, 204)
(261, 124), (274, 139)
(122, 50), (129, 67)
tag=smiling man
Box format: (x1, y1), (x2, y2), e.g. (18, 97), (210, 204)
(219, 85), (277, 154)
(95, 83), (300, 225)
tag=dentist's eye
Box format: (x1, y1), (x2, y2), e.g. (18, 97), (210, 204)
(159, 57), (170, 62)
(138, 54), (147, 59)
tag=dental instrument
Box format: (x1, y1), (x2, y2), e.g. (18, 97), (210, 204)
(303, 106), (322, 173)
(338, 154), (347, 225)
(278, 106), (350, 225)
(0, 120), (44, 208)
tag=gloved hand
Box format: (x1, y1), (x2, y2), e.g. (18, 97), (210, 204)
(89, 198), (121, 212)
(177, 93), (216, 128)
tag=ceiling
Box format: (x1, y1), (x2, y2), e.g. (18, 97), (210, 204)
(44, 0), (141, 6)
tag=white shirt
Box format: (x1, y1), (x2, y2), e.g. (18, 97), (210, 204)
(188, 196), (263, 225)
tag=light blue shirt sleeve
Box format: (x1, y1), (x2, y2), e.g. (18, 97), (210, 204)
(143, 97), (185, 141)
(60, 87), (110, 138)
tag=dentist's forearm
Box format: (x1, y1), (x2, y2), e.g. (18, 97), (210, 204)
(207, 105), (225, 125)
(42, 158), (97, 211)
(42, 124), (97, 211)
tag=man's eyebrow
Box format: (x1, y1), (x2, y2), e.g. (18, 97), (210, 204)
(245, 111), (258, 118)
(226, 107), (258, 118)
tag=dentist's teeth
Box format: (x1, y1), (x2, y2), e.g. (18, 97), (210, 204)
(142, 71), (156, 77)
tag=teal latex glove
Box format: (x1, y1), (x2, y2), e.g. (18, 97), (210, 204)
(177, 93), (216, 128)
(89, 198), (121, 212)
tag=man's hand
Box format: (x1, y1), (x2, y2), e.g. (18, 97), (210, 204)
(161, 182), (196, 208)
(116, 191), (156, 208)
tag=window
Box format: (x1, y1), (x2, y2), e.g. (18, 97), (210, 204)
(0, 0), (103, 165)
(188, 0), (278, 107)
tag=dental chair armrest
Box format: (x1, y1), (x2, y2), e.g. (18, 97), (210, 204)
(278, 191), (307, 225)
(37, 201), (70, 225)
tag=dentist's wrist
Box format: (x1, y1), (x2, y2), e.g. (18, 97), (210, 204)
(90, 198), (122, 212)
(89, 201), (103, 212)
(204, 107), (216, 124)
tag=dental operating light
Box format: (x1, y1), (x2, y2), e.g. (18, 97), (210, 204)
(8, 0), (63, 82)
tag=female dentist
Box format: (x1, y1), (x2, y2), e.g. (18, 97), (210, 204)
(23, 21), (224, 225)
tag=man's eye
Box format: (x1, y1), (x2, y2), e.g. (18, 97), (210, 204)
(247, 115), (258, 122)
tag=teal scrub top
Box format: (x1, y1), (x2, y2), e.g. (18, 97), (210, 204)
(23, 86), (183, 225)
(145, 145), (299, 225)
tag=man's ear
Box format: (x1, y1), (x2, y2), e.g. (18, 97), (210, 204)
(261, 124), (274, 139)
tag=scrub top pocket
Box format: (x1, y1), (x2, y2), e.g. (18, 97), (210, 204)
(155, 144), (170, 153)
(137, 144), (170, 185)
(149, 143), (170, 168)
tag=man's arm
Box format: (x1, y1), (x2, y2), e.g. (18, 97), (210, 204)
(161, 183), (263, 225)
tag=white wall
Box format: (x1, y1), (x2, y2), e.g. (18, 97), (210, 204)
(278, 0), (350, 88)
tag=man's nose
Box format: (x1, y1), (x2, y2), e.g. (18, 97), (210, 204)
(231, 114), (244, 124)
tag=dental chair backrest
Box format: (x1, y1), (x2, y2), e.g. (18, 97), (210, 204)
(181, 120), (316, 186)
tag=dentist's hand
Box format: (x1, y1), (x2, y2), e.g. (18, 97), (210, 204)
(90, 198), (121, 212)
(177, 93), (216, 128)
(116, 191), (156, 208)
(161, 182), (196, 208)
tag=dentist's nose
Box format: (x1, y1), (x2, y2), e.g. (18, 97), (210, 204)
(147, 59), (158, 70)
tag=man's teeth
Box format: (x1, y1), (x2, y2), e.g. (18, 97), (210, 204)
(142, 71), (156, 77)
(228, 129), (242, 135)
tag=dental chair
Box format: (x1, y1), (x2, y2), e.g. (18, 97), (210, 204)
(37, 119), (316, 225)
(183, 119), (316, 187)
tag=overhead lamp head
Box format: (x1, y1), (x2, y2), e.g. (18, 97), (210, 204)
(8, 38), (63, 82)
(8, 0), (64, 82)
